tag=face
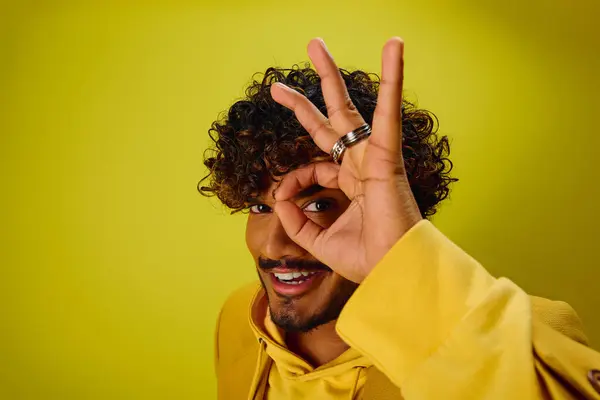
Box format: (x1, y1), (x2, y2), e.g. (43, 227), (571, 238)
(245, 178), (358, 333)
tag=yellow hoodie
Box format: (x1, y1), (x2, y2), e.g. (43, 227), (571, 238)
(214, 220), (600, 399)
(249, 290), (373, 399)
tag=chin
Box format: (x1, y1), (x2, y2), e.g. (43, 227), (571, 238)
(259, 270), (358, 333)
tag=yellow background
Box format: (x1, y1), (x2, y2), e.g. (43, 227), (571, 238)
(1, 1), (599, 398)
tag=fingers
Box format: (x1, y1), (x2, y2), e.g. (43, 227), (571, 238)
(272, 162), (340, 256)
(271, 37), (404, 172)
(274, 162), (340, 201)
(307, 39), (365, 133)
(270, 83), (338, 154)
(371, 37), (404, 158)
(273, 201), (324, 257)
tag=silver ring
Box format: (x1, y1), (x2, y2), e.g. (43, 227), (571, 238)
(330, 124), (372, 164)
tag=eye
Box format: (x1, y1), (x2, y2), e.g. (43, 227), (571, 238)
(303, 199), (334, 212)
(249, 204), (272, 214)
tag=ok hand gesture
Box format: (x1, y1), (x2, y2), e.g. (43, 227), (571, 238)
(271, 38), (423, 283)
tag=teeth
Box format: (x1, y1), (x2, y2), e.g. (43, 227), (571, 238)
(273, 270), (319, 282)
(274, 272), (294, 280)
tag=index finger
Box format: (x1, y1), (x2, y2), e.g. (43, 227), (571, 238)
(274, 162), (340, 201)
(272, 162), (340, 256)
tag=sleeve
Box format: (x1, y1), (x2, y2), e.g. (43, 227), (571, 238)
(335, 220), (600, 399)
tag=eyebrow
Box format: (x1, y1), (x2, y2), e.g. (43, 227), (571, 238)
(293, 184), (326, 201)
(247, 184), (326, 204)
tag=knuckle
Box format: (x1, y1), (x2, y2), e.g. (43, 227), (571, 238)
(380, 77), (401, 88)
(344, 97), (357, 112)
(325, 103), (342, 118)
(373, 107), (388, 120)
(326, 96), (358, 119)
(310, 121), (331, 140)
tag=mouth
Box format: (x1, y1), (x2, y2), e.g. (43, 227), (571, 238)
(269, 269), (328, 296)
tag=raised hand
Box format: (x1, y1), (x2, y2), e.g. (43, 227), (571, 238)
(271, 37), (423, 283)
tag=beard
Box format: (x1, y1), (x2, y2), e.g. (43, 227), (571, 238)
(257, 272), (358, 333)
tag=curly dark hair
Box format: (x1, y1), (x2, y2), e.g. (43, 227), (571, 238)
(198, 64), (457, 217)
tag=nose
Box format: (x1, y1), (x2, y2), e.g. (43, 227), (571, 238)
(262, 213), (305, 261)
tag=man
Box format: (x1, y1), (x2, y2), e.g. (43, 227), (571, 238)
(199, 37), (600, 399)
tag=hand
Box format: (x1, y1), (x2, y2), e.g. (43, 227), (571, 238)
(271, 37), (423, 283)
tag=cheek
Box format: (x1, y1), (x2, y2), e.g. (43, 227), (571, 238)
(245, 216), (263, 258)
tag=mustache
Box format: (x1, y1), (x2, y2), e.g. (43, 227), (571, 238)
(258, 256), (332, 272)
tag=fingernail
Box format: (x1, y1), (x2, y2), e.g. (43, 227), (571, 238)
(273, 82), (292, 92)
(319, 38), (333, 54)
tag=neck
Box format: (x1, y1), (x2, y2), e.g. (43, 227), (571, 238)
(285, 320), (350, 367)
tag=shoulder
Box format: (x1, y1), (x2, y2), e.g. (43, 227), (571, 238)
(219, 281), (261, 325)
(215, 281), (261, 366)
(214, 282), (263, 398)
(529, 295), (589, 345)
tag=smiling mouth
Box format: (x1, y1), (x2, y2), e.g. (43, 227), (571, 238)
(268, 270), (328, 296)
(272, 270), (320, 284)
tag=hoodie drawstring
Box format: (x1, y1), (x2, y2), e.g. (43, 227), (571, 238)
(249, 338), (272, 400)
(349, 366), (363, 400)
